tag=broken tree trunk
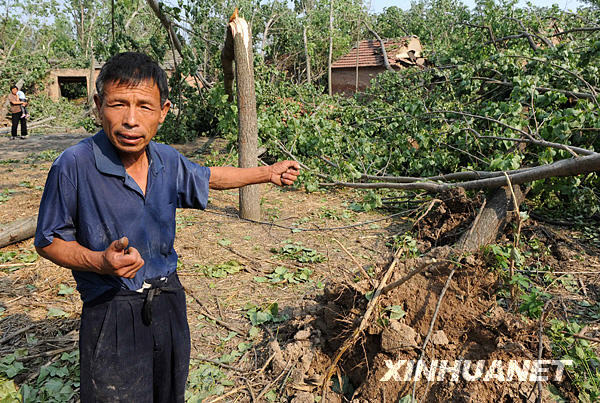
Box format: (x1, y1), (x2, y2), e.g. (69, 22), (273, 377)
(455, 186), (526, 251)
(382, 185), (526, 296)
(327, 0), (334, 96)
(222, 10), (261, 220)
(0, 215), (37, 248)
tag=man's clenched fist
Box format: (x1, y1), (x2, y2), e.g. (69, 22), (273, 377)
(100, 236), (144, 278)
(270, 160), (300, 186)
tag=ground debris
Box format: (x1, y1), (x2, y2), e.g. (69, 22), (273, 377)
(381, 320), (419, 352)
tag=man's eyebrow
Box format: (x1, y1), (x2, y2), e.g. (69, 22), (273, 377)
(106, 96), (157, 105)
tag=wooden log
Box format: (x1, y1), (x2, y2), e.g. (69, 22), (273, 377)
(0, 215), (38, 248)
(0, 117), (56, 134)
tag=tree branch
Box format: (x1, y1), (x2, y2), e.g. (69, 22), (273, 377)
(470, 76), (597, 102)
(548, 26), (600, 37)
(461, 22), (498, 51)
(146, 0), (212, 88)
(428, 109), (594, 156)
(320, 153), (600, 192)
(360, 167), (536, 183)
(365, 22), (394, 72)
(508, 17), (538, 51)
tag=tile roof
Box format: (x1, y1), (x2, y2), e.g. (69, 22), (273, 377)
(331, 37), (423, 69)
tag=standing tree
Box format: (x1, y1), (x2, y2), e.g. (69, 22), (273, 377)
(327, 0), (333, 95)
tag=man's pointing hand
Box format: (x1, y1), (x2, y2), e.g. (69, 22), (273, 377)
(100, 236), (145, 278)
(270, 160), (300, 186)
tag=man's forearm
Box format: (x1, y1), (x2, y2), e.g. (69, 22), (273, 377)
(36, 238), (103, 273)
(209, 166), (271, 190)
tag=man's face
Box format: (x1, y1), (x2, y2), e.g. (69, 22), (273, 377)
(94, 79), (170, 156)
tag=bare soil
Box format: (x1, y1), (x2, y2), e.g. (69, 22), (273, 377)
(1, 132), (599, 402)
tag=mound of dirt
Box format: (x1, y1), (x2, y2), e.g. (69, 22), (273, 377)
(261, 192), (579, 402)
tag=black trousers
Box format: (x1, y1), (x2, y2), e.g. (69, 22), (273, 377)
(11, 112), (27, 137)
(79, 274), (190, 402)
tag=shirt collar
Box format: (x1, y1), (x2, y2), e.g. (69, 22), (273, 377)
(92, 130), (125, 178)
(92, 130), (164, 177)
(147, 140), (164, 176)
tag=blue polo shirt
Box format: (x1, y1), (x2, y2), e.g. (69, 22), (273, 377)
(34, 130), (211, 303)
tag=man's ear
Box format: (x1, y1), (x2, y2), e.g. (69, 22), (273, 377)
(159, 100), (172, 123)
(93, 94), (102, 112)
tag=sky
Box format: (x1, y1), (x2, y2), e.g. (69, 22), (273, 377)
(367, 0), (585, 13)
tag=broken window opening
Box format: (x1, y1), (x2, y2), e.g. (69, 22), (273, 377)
(58, 77), (88, 100)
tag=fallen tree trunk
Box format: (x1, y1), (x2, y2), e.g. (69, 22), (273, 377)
(365, 23), (394, 72)
(0, 117), (56, 134)
(455, 185), (526, 251)
(0, 215), (37, 248)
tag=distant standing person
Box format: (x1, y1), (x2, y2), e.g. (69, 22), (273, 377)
(8, 85), (27, 139)
(16, 88), (29, 119)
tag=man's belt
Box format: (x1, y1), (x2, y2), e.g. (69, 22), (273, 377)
(135, 272), (183, 326)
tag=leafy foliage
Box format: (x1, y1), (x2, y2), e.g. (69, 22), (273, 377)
(157, 1), (600, 220)
(271, 240), (326, 263)
(548, 320), (600, 401)
(197, 260), (243, 278)
(245, 302), (288, 326)
(185, 361), (234, 402)
(253, 266), (313, 284)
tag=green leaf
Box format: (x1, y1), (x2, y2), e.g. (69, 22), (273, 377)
(248, 326), (260, 338)
(575, 345), (586, 360)
(58, 284), (74, 296)
(47, 307), (69, 318)
(265, 389), (278, 401)
(386, 305), (406, 320)
(0, 378), (21, 402)
(218, 239), (231, 247)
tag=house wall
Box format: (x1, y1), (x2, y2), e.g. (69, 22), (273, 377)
(46, 68), (199, 101)
(47, 68), (100, 101)
(331, 66), (389, 95)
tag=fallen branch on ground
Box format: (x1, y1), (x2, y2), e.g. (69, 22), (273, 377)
(0, 324), (36, 345)
(186, 288), (245, 334)
(0, 215), (38, 248)
(0, 117), (56, 134)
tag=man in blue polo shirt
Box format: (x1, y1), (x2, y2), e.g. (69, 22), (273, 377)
(34, 52), (299, 402)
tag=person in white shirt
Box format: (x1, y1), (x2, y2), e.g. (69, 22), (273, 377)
(16, 88), (29, 118)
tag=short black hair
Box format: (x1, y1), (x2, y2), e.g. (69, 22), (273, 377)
(95, 52), (169, 105)
(11, 85), (17, 90)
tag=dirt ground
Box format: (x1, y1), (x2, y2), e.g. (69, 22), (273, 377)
(1, 132), (599, 402)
